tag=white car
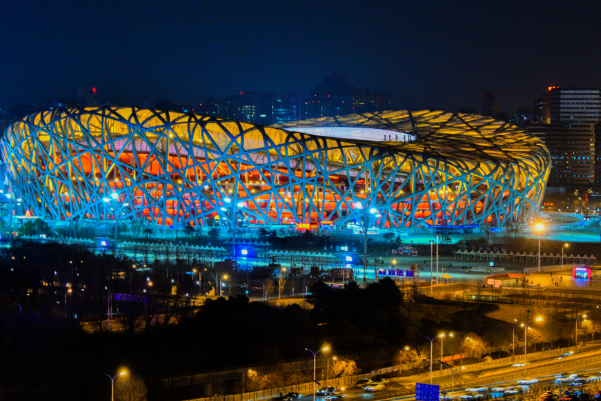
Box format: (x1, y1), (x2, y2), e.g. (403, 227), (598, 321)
(364, 384), (385, 392)
(473, 388), (488, 392)
(586, 376), (598, 381)
(556, 376), (571, 382)
(518, 378), (538, 385)
(491, 387), (505, 392)
(504, 390), (520, 395)
(512, 363), (526, 367)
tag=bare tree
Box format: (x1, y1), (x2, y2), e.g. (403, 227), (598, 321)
(115, 374), (148, 401)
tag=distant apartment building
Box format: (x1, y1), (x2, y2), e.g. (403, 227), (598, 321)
(272, 92), (303, 125)
(481, 92), (499, 118)
(528, 87), (601, 188)
(304, 72), (390, 118)
(77, 87), (99, 107)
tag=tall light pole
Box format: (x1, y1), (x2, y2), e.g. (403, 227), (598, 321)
(425, 334), (444, 384)
(4, 193), (21, 243)
(436, 235), (439, 284)
(104, 370), (127, 401)
(430, 240), (434, 294)
(534, 223), (544, 272)
(219, 274), (228, 297)
(279, 267), (287, 300)
(576, 314), (587, 351)
(512, 320), (524, 360)
(439, 360), (459, 391)
(305, 346), (329, 401)
(222, 197), (246, 259)
(440, 333), (453, 370)
(562, 243), (569, 269)
(193, 268), (202, 297)
(356, 202), (377, 281)
(524, 316), (543, 374)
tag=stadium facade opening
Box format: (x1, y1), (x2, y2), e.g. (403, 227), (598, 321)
(0, 107), (550, 229)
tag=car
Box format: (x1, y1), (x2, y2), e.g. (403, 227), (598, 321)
(569, 382), (584, 386)
(371, 378), (389, 385)
(283, 393), (302, 401)
(504, 390), (521, 395)
(473, 388), (488, 392)
(354, 380), (371, 389)
(325, 395), (347, 400)
(556, 376), (572, 383)
(364, 383), (385, 392)
(512, 363), (527, 367)
(491, 387), (505, 392)
(518, 378), (539, 385)
(316, 387), (336, 395)
(459, 396), (475, 400)
(586, 376), (599, 381)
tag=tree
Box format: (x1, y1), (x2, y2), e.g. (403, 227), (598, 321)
(19, 218), (52, 236)
(263, 279), (275, 300)
(208, 227), (220, 242)
(115, 374), (148, 401)
(383, 232), (395, 243)
(183, 223), (195, 237)
(394, 235), (403, 246)
(330, 359), (357, 377)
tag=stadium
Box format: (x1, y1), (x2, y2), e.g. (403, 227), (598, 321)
(0, 107), (550, 230)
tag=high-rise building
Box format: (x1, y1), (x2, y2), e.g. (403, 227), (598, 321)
(528, 87), (601, 188)
(77, 87), (99, 107)
(220, 91), (274, 125)
(481, 92), (499, 118)
(272, 92), (303, 125)
(549, 87), (601, 124)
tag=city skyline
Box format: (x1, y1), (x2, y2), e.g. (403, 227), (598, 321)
(1, 0), (600, 115)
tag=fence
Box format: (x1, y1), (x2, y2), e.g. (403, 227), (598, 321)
(179, 346), (582, 401)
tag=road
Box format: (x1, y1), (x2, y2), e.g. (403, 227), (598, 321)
(303, 345), (601, 401)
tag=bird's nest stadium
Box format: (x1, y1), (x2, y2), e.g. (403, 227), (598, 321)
(0, 107), (550, 230)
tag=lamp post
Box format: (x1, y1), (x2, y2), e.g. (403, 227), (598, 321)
(440, 333), (453, 370)
(436, 235), (439, 284)
(430, 240), (434, 294)
(327, 356), (336, 383)
(524, 317), (543, 374)
(220, 274), (229, 297)
(104, 370), (127, 401)
(4, 193), (21, 243)
(576, 314), (587, 351)
(439, 360), (459, 391)
(534, 223), (545, 272)
(425, 335), (444, 384)
(512, 320), (524, 360)
(305, 346), (329, 401)
(222, 197), (246, 259)
(64, 286), (72, 319)
(193, 268), (202, 297)
(562, 243), (569, 269)
(279, 267), (287, 300)
(355, 202), (377, 281)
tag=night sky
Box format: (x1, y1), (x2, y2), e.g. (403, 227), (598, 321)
(1, 0), (600, 114)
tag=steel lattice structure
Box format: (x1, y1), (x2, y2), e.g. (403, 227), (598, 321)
(0, 107), (550, 229)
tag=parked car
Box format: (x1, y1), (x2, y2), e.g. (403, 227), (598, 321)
(325, 395), (347, 400)
(283, 393), (302, 401)
(364, 383), (385, 392)
(372, 377), (389, 385)
(491, 387), (505, 392)
(317, 387), (336, 395)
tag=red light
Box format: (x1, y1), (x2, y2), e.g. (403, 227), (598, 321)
(92, 87), (97, 94)
(240, 91), (244, 95)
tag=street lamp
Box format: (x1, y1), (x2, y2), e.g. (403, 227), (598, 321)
(193, 268), (202, 297)
(524, 317), (543, 373)
(440, 333), (453, 370)
(439, 360), (459, 391)
(534, 223), (545, 272)
(305, 346), (329, 401)
(424, 335), (444, 384)
(220, 274), (229, 297)
(356, 202), (377, 281)
(562, 243), (569, 269)
(576, 314), (587, 351)
(279, 267), (287, 300)
(512, 320), (524, 361)
(104, 370), (127, 401)
(430, 240), (434, 294)
(436, 234), (439, 284)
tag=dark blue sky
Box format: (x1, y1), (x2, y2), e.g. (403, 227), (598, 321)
(2, 0), (600, 114)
